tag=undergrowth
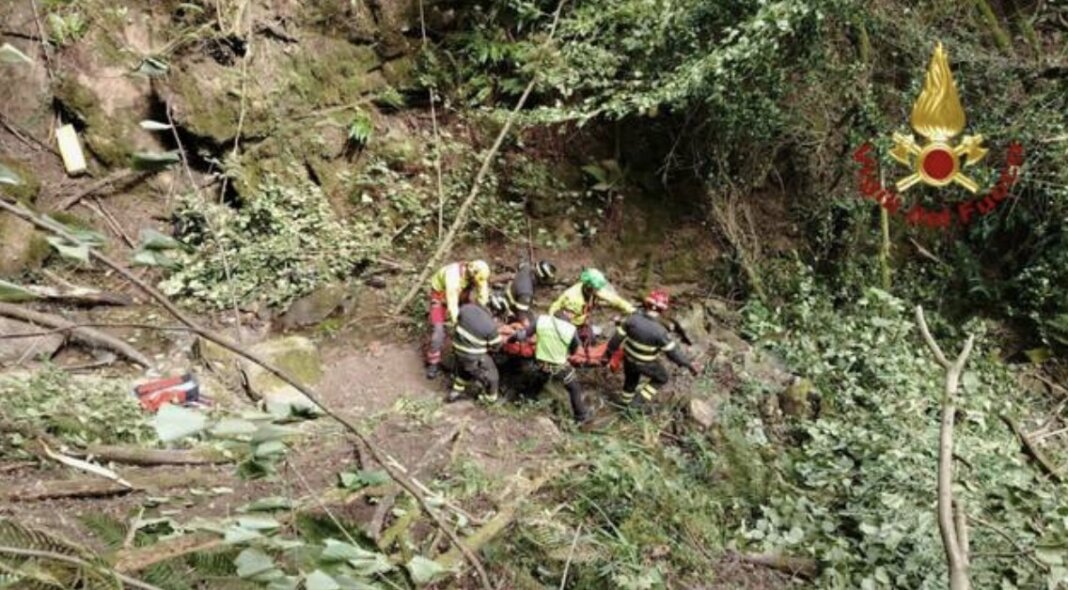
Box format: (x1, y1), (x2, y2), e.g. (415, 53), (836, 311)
(0, 367), (153, 458)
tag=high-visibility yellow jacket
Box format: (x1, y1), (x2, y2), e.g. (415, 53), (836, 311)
(549, 282), (635, 326)
(430, 262), (489, 322)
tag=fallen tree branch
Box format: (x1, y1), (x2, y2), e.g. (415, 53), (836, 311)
(56, 169), (150, 211)
(436, 462), (574, 568)
(0, 322), (193, 340)
(1001, 414), (1063, 482)
(0, 195), (492, 590)
(1, 477), (137, 501)
(391, 0), (571, 315)
(916, 305), (975, 590)
(41, 442), (134, 489)
(77, 445), (233, 467)
(0, 302), (152, 366)
(369, 423), (463, 540)
(736, 552), (820, 579)
(0, 282), (132, 306)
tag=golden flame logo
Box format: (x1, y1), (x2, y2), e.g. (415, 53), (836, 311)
(890, 42), (987, 193)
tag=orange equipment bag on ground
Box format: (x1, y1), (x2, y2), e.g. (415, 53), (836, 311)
(133, 373), (201, 413)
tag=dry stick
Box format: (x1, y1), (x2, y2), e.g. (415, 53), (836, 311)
(369, 423), (463, 540)
(0, 302), (152, 366)
(0, 322), (193, 339)
(1001, 414), (1063, 482)
(391, 0), (570, 316)
(416, 0), (447, 240)
(0, 196), (493, 590)
(559, 524), (582, 590)
(736, 552), (820, 579)
(969, 514), (1048, 571)
(57, 169), (144, 211)
(0, 545), (162, 590)
(164, 106), (245, 343)
(915, 305), (975, 590)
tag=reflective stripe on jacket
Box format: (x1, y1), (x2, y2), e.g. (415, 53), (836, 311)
(606, 310), (691, 367)
(453, 304), (502, 356)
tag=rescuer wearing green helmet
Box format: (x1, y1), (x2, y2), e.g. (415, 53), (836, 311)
(548, 268), (635, 342)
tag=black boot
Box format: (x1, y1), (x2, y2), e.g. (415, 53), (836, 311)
(425, 364), (440, 379)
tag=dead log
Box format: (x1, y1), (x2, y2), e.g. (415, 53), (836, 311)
(2, 478), (137, 501)
(0, 302), (151, 367)
(737, 552), (820, 579)
(79, 445), (233, 467)
(1002, 415), (1063, 483)
(0, 282), (131, 306)
(114, 534), (221, 573)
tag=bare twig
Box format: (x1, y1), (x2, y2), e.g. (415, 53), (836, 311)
(123, 507), (145, 549)
(0, 112), (61, 157)
(1002, 414), (1063, 482)
(559, 524), (582, 590)
(969, 514), (1048, 571)
(915, 305), (974, 590)
(0, 195), (492, 589)
(27, 0), (55, 80)
(369, 423), (462, 539)
(0, 545), (163, 590)
(0, 322), (192, 339)
(56, 169), (147, 210)
(391, 0), (571, 315)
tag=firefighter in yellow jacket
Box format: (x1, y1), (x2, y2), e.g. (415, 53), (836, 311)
(549, 268), (635, 342)
(425, 260), (491, 378)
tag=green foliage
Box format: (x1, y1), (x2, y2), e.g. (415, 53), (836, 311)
(161, 172), (386, 309)
(346, 110), (374, 146)
(0, 368), (153, 458)
(46, 10), (88, 46)
(0, 518), (121, 589)
(738, 277), (1068, 588)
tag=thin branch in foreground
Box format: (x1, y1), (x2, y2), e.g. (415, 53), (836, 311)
(0, 195), (492, 590)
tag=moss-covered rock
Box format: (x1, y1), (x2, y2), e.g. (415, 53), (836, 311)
(286, 35), (385, 106)
(0, 216), (49, 276)
(381, 55), (416, 88)
(0, 157), (41, 202)
(53, 74), (138, 167)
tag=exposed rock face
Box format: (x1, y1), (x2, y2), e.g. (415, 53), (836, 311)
(198, 335), (323, 417)
(688, 397), (718, 429)
(278, 282), (356, 330)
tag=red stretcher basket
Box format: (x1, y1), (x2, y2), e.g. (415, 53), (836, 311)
(497, 324), (623, 370)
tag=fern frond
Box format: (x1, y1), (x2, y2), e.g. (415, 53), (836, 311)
(0, 519), (121, 590)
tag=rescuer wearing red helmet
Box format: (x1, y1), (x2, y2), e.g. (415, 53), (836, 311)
(603, 289), (701, 408)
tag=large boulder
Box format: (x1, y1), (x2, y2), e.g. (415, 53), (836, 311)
(198, 335), (323, 417)
(278, 282), (356, 330)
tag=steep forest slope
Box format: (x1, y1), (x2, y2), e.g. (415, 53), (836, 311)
(1, 0), (1068, 589)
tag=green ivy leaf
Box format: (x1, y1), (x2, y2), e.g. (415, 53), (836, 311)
(406, 556), (447, 586)
(153, 404), (208, 442)
(305, 570), (341, 590)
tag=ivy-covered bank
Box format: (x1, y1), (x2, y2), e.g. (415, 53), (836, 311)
(482, 280), (1067, 589)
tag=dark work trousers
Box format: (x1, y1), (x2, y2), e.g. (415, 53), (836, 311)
(451, 352), (500, 402)
(621, 358), (670, 406)
(531, 362), (589, 422)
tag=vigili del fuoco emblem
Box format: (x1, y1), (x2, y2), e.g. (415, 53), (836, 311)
(890, 42), (987, 193)
(853, 42), (1023, 230)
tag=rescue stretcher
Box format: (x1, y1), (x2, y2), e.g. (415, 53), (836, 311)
(497, 323), (623, 370)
